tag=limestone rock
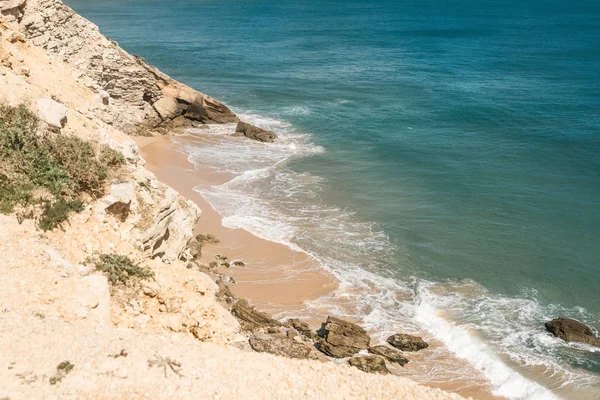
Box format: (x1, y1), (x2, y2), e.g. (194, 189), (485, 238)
(153, 96), (180, 120)
(19, 0), (237, 132)
(315, 316), (370, 358)
(249, 336), (311, 359)
(136, 188), (200, 262)
(37, 98), (67, 128)
(387, 333), (429, 352)
(96, 181), (137, 220)
(231, 299), (281, 331)
(348, 355), (390, 374)
(76, 274), (110, 324)
(0, 0), (26, 22)
(234, 121), (277, 143)
(545, 318), (600, 346)
(368, 345), (409, 366)
(185, 93), (238, 124)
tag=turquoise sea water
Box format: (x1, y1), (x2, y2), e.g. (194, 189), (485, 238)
(66, 0), (600, 398)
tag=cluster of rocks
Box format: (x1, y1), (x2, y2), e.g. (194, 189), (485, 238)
(212, 277), (429, 374)
(10, 0), (276, 144)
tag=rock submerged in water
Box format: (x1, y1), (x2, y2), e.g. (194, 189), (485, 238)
(545, 318), (600, 346)
(234, 121), (277, 143)
(368, 345), (409, 366)
(348, 355), (390, 374)
(387, 333), (428, 352)
(315, 316), (370, 358)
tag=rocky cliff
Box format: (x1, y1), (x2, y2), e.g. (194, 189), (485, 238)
(4, 0), (238, 134)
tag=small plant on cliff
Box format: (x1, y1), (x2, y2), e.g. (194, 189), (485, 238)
(38, 197), (85, 231)
(88, 253), (154, 285)
(48, 360), (74, 385)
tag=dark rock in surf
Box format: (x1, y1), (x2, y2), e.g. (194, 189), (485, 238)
(386, 333), (428, 352)
(368, 345), (409, 366)
(545, 318), (600, 346)
(234, 121), (277, 143)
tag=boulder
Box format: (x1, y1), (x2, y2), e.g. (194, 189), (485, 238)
(348, 355), (390, 375)
(185, 94), (238, 124)
(387, 333), (429, 352)
(249, 336), (311, 359)
(231, 299), (281, 331)
(368, 345), (409, 366)
(234, 121), (277, 143)
(545, 318), (600, 346)
(36, 98), (67, 128)
(152, 97), (180, 120)
(288, 318), (317, 339)
(315, 316), (370, 358)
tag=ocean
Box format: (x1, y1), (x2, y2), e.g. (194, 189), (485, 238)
(65, 0), (600, 398)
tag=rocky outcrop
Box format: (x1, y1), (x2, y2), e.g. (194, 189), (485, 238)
(316, 316), (370, 358)
(231, 299), (281, 331)
(135, 187), (200, 262)
(545, 318), (600, 346)
(0, 0), (26, 23)
(368, 345), (409, 366)
(234, 121), (278, 143)
(387, 333), (429, 352)
(249, 335), (311, 359)
(348, 355), (390, 374)
(18, 0), (238, 133)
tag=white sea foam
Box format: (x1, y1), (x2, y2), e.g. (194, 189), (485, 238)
(178, 110), (599, 399)
(415, 283), (558, 400)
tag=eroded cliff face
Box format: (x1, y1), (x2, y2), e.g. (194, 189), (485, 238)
(0, 0), (244, 348)
(11, 0), (238, 134)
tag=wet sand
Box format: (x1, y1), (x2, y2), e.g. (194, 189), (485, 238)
(135, 133), (502, 400)
(135, 135), (338, 317)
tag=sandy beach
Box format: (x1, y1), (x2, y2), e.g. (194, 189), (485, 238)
(135, 133), (503, 400)
(135, 134), (339, 320)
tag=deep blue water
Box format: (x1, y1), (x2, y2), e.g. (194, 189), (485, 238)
(65, 0), (600, 397)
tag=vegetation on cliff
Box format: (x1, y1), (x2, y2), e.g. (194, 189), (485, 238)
(0, 103), (124, 230)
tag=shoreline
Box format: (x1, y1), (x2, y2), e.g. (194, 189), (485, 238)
(135, 134), (338, 320)
(135, 133), (501, 400)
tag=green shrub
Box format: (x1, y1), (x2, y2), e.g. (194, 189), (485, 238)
(49, 360), (74, 385)
(89, 253), (154, 285)
(99, 144), (126, 167)
(0, 104), (127, 230)
(0, 175), (33, 214)
(38, 197), (84, 231)
(46, 135), (108, 196)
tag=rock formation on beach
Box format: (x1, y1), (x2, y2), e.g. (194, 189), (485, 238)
(0, 1), (465, 398)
